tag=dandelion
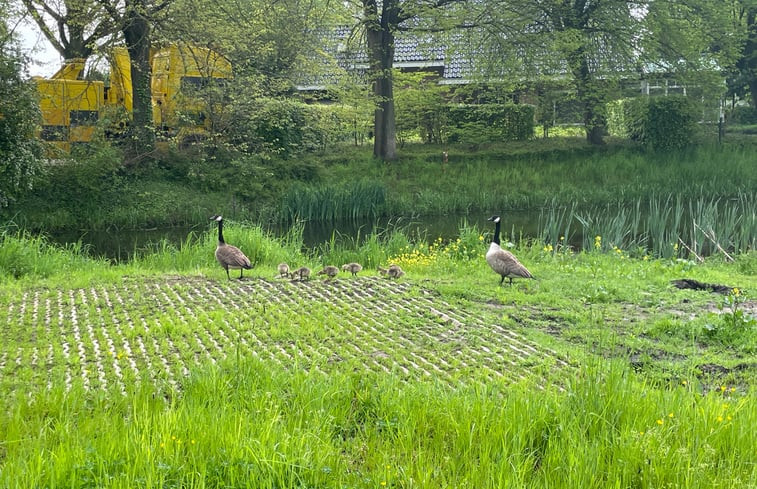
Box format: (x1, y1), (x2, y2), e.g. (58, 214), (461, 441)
(479, 235), (484, 242)
(380, 482), (387, 487)
(681, 380), (688, 386)
(727, 416), (733, 421)
(732, 288), (740, 297)
(656, 419), (663, 426)
(720, 386), (727, 392)
(717, 416), (724, 423)
(730, 387), (736, 393)
(543, 244), (554, 253)
(191, 439), (196, 445)
(594, 235), (602, 250)
(668, 412), (674, 418)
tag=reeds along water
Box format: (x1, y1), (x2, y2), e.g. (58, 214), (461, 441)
(538, 192), (756, 258)
(280, 180), (386, 223)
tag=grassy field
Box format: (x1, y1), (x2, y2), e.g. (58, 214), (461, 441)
(0, 224), (755, 487)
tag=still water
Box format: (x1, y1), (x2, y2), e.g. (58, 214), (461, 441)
(46, 212), (543, 263)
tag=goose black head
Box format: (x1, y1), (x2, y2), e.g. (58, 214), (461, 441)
(487, 215), (501, 223)
(209, 215), (223, 222)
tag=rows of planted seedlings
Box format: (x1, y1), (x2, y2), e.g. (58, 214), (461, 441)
(1, 276), (576, 399)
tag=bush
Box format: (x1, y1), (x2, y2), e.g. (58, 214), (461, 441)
(445, 104), (535, 143)
(227, 98), (351, 158)
(0, 46), (45, 207)
(607, 96), (700, 150)
(727, 106), (757, 125)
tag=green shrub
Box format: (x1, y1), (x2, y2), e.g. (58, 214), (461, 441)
(0, 48), (45, 207)
(227, 98), (352, 157)
(446, 104), (535, 143)
(727, 106), (757, 125)
(607, 96), (700, 150)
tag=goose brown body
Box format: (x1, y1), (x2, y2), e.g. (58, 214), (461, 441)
(210, 215), (253, 279)
(378, 264), (405, 279)
(277, 262), (290, 278)
(341, 262), (363, 276)
(317, 265), (340, 278)
(292, 266), (311, 281)
(486, 215), (533, 285)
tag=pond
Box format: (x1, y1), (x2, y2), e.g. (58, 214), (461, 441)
(45, 211), (544, 263)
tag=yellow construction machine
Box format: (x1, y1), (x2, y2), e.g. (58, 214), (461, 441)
(35, 44), (232, 152)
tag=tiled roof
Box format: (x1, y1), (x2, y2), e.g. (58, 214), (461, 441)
(296, 26), (472, 90)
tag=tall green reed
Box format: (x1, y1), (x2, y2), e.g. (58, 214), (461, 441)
(538, 192), (755, 258)
(279, 179), (386, 223)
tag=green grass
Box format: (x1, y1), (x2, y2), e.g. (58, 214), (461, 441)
(1, 223), (756, 486)
(1, 360), (754, 488)
(4, 139), (756, 232)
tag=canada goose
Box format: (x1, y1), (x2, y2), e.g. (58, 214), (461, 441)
(317, 265), (339, 279)
(378, 264), (404, 279)
(486, 215), (533, 285)
(209, 215), (253, 279)
(276, 262), (290, 279)
(341, 262), (363, 276)
(291, 266), (311, 281)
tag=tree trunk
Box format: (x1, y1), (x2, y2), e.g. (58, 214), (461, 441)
(365, 0), (398, 161)
(122, 1), (155, 157)
(743, 8), (757, 110)
(569, 49), (605, 145)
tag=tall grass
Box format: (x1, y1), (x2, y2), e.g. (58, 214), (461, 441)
(279, 179), (386, 223)
(1, 359), (753, 487)
(537, 192), (756, 258)
(0, 227), (107, 281)
(319, 144), (757, 218)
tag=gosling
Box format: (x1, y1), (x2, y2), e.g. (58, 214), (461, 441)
(317, 265), (340, 279)
(291, 266), (311, 281)
(276, 262), (290, 279)
(341, 262), (363, 277)
(378, 264), (405, 279)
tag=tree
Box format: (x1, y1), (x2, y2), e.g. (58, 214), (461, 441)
(728, 2), (757, 110)
(351, 0), (467, 160)
(20, 0), (115, 61)
(476, 0), (740, 145)
(97, 0), (171, 156)
(0, 19), (44, 206)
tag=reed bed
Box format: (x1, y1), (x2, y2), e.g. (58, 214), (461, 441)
(538, 192), (756, 258)
(279, 179), (386, 223)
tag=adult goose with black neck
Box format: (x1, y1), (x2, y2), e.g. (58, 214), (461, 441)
(210, 215), (253, 279)
(486, 215), (533, 286)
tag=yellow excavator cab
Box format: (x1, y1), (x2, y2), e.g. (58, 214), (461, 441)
(36, 43), (232, 152)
